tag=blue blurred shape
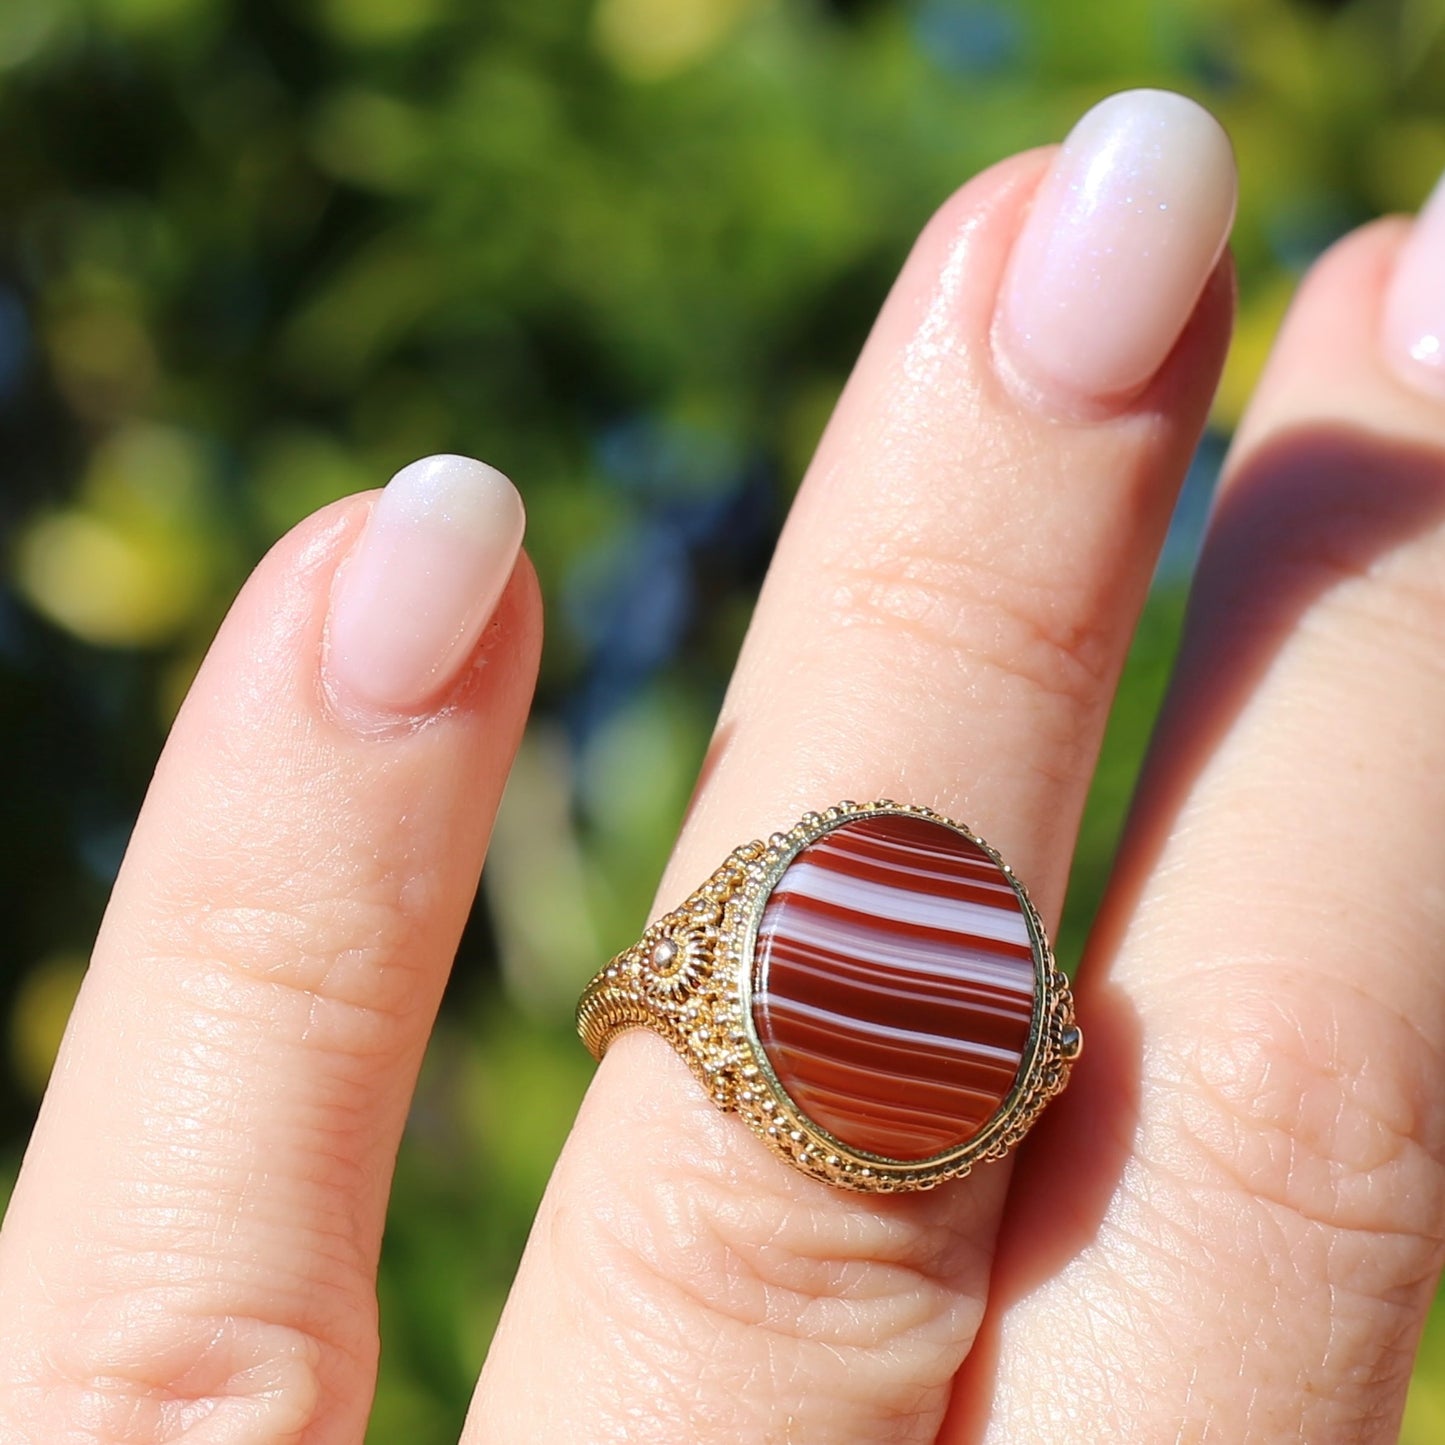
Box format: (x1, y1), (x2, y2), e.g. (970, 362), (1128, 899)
(562, 516), (696, 741)
(565, 411), (775, 744)
(1266, 197), (1359, 273)
(77, 817), (131, 885)
(1157, 428), (1227, 582)
(596, 412), (741, 507)
(0, 286), (32, 404)
(911, 0), (1023, 75)
(0, 588), (30, 663)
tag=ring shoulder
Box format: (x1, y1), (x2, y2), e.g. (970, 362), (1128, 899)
(575, 842), (766, 1112)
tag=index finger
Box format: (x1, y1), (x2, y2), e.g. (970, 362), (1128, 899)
(0, 457), (539, 1441)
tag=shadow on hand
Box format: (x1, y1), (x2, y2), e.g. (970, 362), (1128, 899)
(946, 421), (1445, 1440)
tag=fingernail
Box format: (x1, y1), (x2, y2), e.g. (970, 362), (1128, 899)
(995, 89), (1237, 410)
(326, 454), (525, 716)
(1382, 174), (1445, 396)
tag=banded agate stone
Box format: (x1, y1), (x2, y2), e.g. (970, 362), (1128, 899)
(751, 813), (1037, 1161)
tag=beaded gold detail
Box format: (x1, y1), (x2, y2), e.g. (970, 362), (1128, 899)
(578, 801), (1080, 1193)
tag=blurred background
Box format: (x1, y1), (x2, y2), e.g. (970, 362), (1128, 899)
(1, 0), (1443, 1436)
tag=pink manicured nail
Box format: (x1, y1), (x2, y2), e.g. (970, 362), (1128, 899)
(1383, 174), (1445, 396)
(996, 89), (1237, 409)
(326, 454), (525, 715)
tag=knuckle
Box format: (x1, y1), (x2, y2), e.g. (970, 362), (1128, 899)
(548, 1097), (977, 1442)
(1156, 965), (1445, 1247)
(133, 854), (447, 1054)
(0, 1290), (370, 1445)
(827, 544), (1113, 718)
(1134, 963), (1445, 1431)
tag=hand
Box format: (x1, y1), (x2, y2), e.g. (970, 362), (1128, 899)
(1, 86), (1442, 1443)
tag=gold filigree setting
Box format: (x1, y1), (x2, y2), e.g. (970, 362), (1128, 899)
(577, 801), (1081, 1193)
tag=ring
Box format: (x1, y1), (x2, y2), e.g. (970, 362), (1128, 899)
(577, 800), (1082, 1193)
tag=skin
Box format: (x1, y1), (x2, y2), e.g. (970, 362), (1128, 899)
(0, 128), (1443, 1444)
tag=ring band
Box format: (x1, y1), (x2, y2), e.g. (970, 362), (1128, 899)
(577, 800), (1081, 1193)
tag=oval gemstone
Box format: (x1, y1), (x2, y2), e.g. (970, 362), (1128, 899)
(751, 813), (1036, 1161)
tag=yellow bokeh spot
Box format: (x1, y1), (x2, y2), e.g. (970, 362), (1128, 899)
(594, 0), (755, 81)
(0, 0), (70, 71)
(14, 510), (202, 646)
(1364, 116), (1445, 215)
(318, 0), (448, 45)
(11, 952), (87, 1098)
(88, 0), (211, 33)
(1403, 1372), (1445, 1445)
(309, 88), (428, 193)
(1405, 1294), (1445, 1443)
(45, 305), (157, 422)
(13, 424), (218, 648)
(86, 423), (210, 520)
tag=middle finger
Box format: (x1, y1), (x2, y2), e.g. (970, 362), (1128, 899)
(474, 89), (1235, 1444)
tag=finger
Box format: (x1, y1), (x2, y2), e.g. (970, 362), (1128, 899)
(0, 457), (539, 1443)
(472, 91), (1235, 1444)
(963, 205), (1445, 1439)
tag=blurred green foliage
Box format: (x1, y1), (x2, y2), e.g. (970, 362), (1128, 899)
(3, 0), (1445, 1437)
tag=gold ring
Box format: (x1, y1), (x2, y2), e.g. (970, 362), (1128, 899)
(577, 801), (1081, 1193)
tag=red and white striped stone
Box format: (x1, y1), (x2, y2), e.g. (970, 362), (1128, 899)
(751, 812), (1036, 1161)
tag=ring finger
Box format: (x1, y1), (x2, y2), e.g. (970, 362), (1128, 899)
(471, 89), (1236, 1444)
